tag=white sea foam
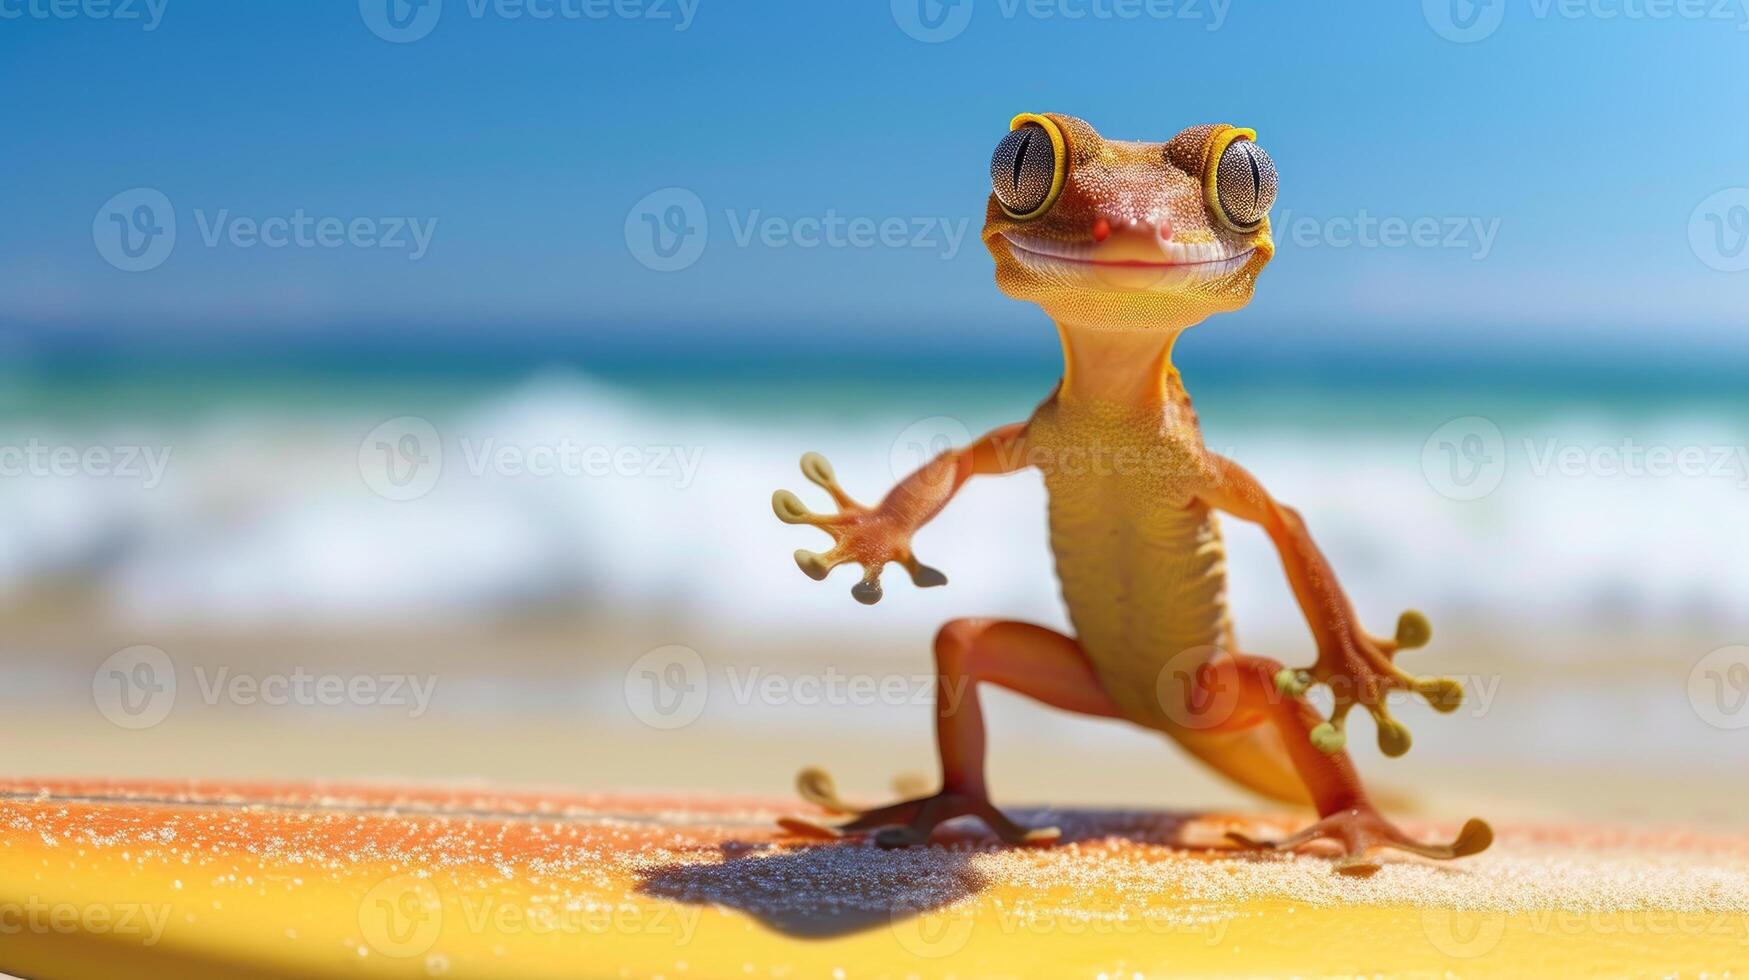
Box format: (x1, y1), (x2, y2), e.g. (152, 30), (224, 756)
(2, 371), (1748, 650)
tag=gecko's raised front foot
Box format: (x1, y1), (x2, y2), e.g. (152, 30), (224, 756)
(777, 767), (1059, 847)
(1226, 806), (1492, 875)
(772, 453), (948, 605)
(1274, 610), (1467, 758)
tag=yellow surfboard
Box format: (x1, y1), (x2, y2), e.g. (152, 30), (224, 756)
(1, 778), (1744, 978)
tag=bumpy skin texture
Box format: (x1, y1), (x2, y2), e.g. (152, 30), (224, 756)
(773, 114), (1490, 870)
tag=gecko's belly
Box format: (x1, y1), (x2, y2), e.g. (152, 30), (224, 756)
(1031, 406), (1231, 731)
(1048, 490), (1230, 729)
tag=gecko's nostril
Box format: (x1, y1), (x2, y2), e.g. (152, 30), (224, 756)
(1089, 214), (1173, 246)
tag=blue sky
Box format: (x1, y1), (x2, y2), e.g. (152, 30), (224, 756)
(4, 1), (1748, 358)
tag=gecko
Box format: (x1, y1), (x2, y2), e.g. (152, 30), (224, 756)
(770, 113), (1491, 870)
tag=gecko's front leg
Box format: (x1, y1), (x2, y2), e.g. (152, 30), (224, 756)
(1275, 608), (1465, 757)
(1202, 455), (1466, 758)
(773, 452), (949, 604)
(771, 422), (1028, 604)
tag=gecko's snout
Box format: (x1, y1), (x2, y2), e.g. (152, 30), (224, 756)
(1089, 212), (1174, 246)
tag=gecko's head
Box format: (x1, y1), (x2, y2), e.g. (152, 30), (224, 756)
(982, 113), (1276, 331)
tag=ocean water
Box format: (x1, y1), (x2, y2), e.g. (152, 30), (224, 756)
(8, 360), (1749, 789)
(3, 361), (1748, 652)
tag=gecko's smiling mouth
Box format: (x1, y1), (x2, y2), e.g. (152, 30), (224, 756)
(1000, 231), (1255, 288)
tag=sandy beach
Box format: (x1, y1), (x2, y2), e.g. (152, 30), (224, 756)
(5, 597), (1741, 833)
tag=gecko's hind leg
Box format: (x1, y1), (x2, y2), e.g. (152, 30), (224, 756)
(1222, 652), (1492, 871)
(1227, 809), (1493, 875)
(781, 774), (1059, 847)
(777, 619), (1118, 847)
(779, 770), (932, 838)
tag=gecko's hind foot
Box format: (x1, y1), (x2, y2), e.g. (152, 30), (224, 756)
(780, 767), (1058, 847)
(1226, 806), (1491, 874)
(775, 816), (844, 840)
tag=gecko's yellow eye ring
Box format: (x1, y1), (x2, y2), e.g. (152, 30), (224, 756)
(1204, 126), (1277, 233)
(991, 113), (1067, 220)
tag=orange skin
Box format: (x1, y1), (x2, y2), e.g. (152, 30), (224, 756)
(773, 114), (1490, 869)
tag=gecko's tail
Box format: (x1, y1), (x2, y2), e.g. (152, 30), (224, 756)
(1170, 725), (1314, 807)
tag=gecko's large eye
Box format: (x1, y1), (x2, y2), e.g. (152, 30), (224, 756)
(991, 116), (1066, 219)
(1207, 130), (1277, 232)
